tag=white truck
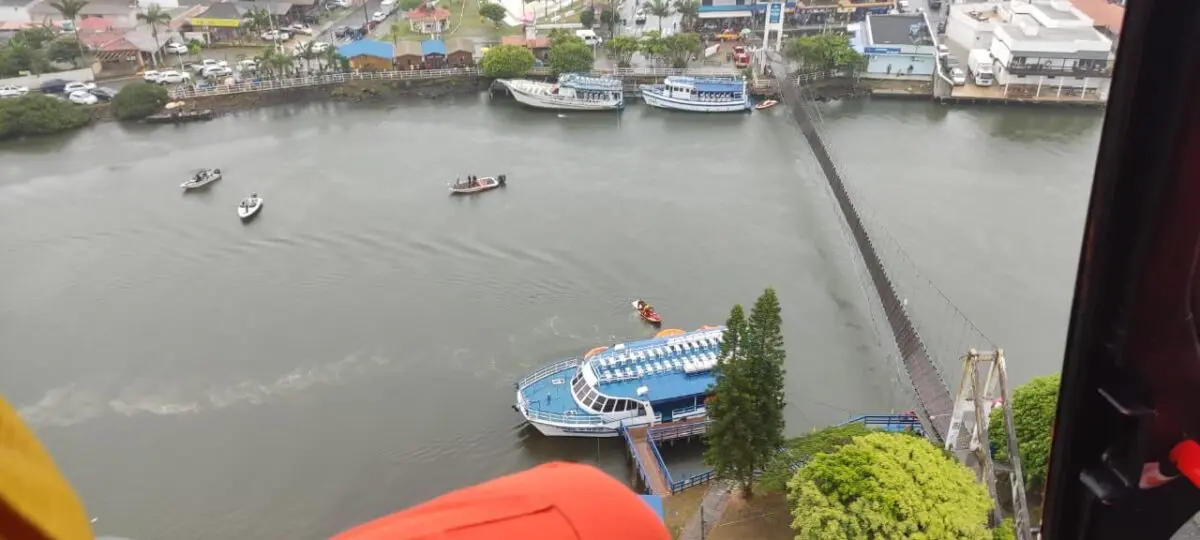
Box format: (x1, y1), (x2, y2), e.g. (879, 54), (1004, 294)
(967, 49), (995, 87)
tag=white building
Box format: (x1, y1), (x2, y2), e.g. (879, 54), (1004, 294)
(850, 13), (938, 79)
(0, 0), (40, 24)
(946, 1), (1113, 93)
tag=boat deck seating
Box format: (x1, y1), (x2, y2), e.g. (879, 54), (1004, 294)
(592, 330), (725, 384)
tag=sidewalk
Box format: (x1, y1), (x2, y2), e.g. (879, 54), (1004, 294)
(678, 481), (734, 540)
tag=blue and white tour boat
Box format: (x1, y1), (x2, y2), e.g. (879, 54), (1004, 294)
(497, 73), (625, 111)
(639, 76), (751, 113)
(514, 326), (726, 437)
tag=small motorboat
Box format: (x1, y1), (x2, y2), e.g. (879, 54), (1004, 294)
(449, 174), (506, 195)
(238, 193), (263, 220)
(181, 168), (221, 190)
(632, 299), (662, 325)
(755, 100), (778, 110)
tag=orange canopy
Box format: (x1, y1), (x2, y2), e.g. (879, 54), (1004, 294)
(334, 462), (671, 540)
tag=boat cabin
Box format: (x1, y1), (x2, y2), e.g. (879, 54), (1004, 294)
(555, 73), (624, 102)
(659, 77), (745, 103)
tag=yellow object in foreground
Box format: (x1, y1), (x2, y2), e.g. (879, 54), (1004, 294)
(0, 395), (92, 540)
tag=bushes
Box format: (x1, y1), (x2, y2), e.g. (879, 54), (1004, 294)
(0, 94), (92, 141)
(480, 44), (535, 79)
(111, 82), (169, 121)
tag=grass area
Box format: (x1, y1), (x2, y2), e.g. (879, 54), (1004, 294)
(662, 486), (708, 539)
(706, 489), (793, 540)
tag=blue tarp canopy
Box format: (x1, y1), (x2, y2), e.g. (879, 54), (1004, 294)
(422, 39), (447, 56)
(337, 39), (394, 59)
(639, 495), (665, 523)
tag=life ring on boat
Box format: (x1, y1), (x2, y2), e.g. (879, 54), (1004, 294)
(655, 328), (685, 338)
(699, 325), (720, 331)
(584, 346), (609, 360)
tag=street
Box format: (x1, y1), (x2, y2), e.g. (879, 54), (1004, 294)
(615, 0), (682, 38)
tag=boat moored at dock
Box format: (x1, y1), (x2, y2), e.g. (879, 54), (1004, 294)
(496, 73), (625, 111)
(514, 326), (726, 437)
(639, 76), (751, 113)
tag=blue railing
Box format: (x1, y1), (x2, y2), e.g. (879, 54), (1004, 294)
(648, 427), (675, 489)
(839, 414), (924, 435)
(671, 469), (718, 493)
(619, 425), (653, 494)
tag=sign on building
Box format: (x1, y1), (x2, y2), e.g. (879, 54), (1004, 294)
(764, 2), (785, 51)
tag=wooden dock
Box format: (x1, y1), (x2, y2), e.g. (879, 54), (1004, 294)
(622, 417), (710, 496)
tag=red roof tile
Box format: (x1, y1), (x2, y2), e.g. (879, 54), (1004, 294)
(1068, 0), (1124, 34)
(406, 5), (451, 21)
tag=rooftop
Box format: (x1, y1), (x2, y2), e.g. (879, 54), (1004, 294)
(407, 4), (451, 21)
(0, 0), (36, 8)
(395, 40), (423, 57)
(997, 20), (1103, 43)
(867, 14), (932, 46)
(500, 34), (551, 48)
(193, 2), (241, 20)
(421, 38), (446, 55)
(1068, 0), (1124, 34)
(234, 1), (293, 16)
(337, 39), (395, 58)
(29, 0), (134, 16)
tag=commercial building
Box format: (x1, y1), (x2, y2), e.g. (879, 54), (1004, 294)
(945, 1), (1113, 95)
(850, 13), (937, 79)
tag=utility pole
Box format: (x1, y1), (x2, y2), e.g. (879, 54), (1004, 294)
(945, 349), (1033, 540)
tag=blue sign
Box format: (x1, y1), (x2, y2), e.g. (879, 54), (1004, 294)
(768, 2), (782, 24)
(864, 46), (902, 54)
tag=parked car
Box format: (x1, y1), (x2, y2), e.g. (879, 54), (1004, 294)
(936, 43), (949, 60)
(158, 70), (192, 84)
(67, 90), (98, 105)
(143, 70), (163, 83)
(237, 59), (258, 72)
(949, 67), (967, 86)
(0, 84), (29, 98)
(943, 56), (960, 73)
(62, 81), (97, 94)
(326, 0), (350, 8)
(164, 41), (188, 54)
(88, 87), (117, 100)
(261, 29), (291, 41)
(371, 11), (387, 22)
(38, 78), (70, 94)
(333, 25), (354, 38)
(288, 23), (314, 35)
(201, 65), (234, 78)
(380, 0), (396, 10)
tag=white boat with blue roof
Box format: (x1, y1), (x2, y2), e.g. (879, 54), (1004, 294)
(514, 326), (726, 437)
(497, 73), (625, 111)
(639, 76), (752, 113)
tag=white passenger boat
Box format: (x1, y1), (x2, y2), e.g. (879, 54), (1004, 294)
(640, 76), (752, 113)
(497, 73), (624, 111)
(181, 168), (221, 190)
(514, 326), (726, 437)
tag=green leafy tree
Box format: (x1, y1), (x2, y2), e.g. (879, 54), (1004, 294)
(548, 28), (583, 45)
(186, 39), (203, 59)
(743, 287), (787, 471)
(0, 94), (92, 140)
(604, 35), (640, 67)
(400, 0), (425, 11)
(672, 0), (699, 30)
(638, 30), (667, 66)
(993, 517), (1017, 540)
(137, 3), (173, 67)
(547, 39), (593, 75)
(48, 0), (88, 67)
(14, 26), (57, 49)
(599, 7), (617, 34)
(46, 38), (82, 66)
(988, 373), (1060, 492)
(385, 22), (406, 47)
(0, 33), (52, 76)
(758, 422), (873, 494)
(788, 432), (993, 539)
(661, 32), (699, 68)
(580, 6), (595, 28)
(783, 33), (864, 72)
(479, 43), (535, 78)
(703, 304), (758, 495)
(479, 1), (507, 27)
(110, 82), (169, 120)
(645, 0), (670, 33)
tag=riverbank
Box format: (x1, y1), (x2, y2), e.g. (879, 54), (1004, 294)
(179, 76), (488, 115)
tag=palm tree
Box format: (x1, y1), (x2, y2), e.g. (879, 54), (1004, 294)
(48, 0), (88, 67)
(672, 0), (698, 31)
(136, 3), (172, 67)
(321, 47), (343, 73)
(646, 0), (670, 34)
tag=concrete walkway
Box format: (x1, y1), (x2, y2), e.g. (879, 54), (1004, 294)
(678, 481), (733, 540)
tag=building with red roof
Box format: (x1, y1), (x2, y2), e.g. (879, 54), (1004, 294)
(406, 2), (452, 34)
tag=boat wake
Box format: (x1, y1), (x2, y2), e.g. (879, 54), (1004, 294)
(17, 349), (391, 427)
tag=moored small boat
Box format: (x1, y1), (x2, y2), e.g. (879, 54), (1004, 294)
(145, 109), (215, 124)
(755, 99), (778, 110)
(449, 174), (506, 195)
(238, 193), (263, 220)
(182, 168), (221, 190)
(633, 299), (662, 325)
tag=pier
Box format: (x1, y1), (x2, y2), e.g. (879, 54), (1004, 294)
(620, 417), (711, 496)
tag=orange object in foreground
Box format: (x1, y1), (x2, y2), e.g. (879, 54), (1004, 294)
(334, 462), (671, 540)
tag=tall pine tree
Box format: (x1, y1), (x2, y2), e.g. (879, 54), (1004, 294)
(704, 304), (759, 495)
(745, 287), (787, 472)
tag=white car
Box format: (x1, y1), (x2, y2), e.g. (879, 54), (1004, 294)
(380, 0), (396, 9)
(201, 65), (234, 78)
(142, 70), (163, 83)
(158, 70), (192, 84)
(288, 23), (314, 35)
(371, 11), (387, 22)
(237, 59), (258, 72)
(164, 41), (188, 54)
(261, 29), (291, 41)
(936, 43), (949, 59)
(949, 67), (967, 86)
(326, 0), (350, 7)
(67, 90), (98, 105)
(0, 84), (29, 98)
(63, 81), (97, 94)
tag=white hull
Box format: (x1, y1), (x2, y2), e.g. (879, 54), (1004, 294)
(640, 88), (750, 113)
(498, 79), (624, 111)
(529, 421), (622, 438)
(238, 199), (263, 219)
(181, 174), (221, 189)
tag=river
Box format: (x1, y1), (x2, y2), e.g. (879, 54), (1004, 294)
(0, 95), (1101, 539)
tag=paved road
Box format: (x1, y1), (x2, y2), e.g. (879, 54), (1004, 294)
(616, 0), (681, 38)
